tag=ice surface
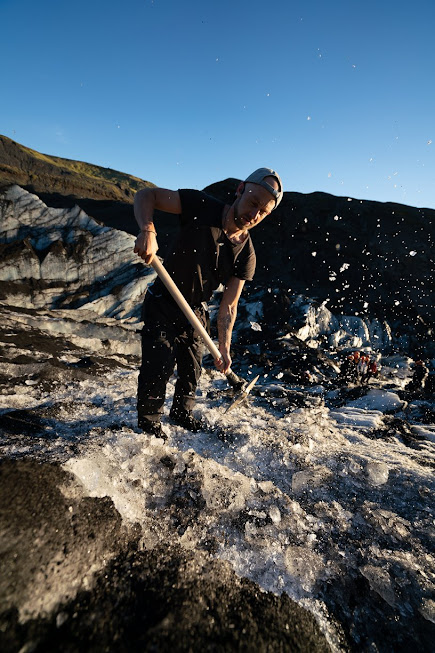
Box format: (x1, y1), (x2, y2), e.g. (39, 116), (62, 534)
(329, 407), (385, 431)
(338, 316), (370, 346)
(411, 424), (435, 443)
(346, 388), (405, 412)
(2, 311), (434, 651)
(4, 354), (432, 630)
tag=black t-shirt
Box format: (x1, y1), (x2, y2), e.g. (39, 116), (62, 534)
(151, 189), (256, 306)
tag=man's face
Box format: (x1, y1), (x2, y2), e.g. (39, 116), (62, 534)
(233, 181), (277, 231)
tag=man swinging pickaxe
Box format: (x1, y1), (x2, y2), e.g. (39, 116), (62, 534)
(133, 169), (283, 436)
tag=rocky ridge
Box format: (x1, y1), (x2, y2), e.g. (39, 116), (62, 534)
(1, 134), (433, 338)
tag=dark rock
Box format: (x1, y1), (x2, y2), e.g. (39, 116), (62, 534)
(0, 459), (331, 653)
(204, 179), (434, 336)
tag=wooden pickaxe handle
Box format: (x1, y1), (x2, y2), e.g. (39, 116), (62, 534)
(150, 258), (243, 389)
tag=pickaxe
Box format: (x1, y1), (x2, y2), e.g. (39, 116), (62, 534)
(150, 257), (259, 413)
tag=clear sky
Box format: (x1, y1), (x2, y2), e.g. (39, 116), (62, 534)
(1, 0), (434, 209)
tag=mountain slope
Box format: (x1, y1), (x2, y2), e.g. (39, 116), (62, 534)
(0, 135), (154, 201)
(0, 135), (157, 232)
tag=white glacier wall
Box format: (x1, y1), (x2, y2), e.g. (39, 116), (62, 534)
(0, 185), (154, 322)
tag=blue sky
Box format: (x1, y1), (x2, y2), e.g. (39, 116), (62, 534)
(1, 0), (434, 209)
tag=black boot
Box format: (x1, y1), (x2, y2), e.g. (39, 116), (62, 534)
(138, 416), (166, 440)
(169, 408), (206, 433)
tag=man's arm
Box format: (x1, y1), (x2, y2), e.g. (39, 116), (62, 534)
(133, 187), (182, 264)
(216, 276), (245, 373)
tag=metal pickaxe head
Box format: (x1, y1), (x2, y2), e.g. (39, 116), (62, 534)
(224, 373), (260, 414)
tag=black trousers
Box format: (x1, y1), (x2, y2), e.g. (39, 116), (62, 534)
(137, 292), (207, 423)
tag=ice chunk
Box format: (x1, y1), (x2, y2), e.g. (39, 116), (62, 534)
(330, 407), (384, 431)
(420, 598), (435, 623)
(360, 565), (396, 607)
(269, 506), (281, 524)
(258, 481), (274, 494)
(366, 462), (389, 486)
(292, 470), (312, 493)
(291, 466), (332, 493)
(201, 465), (252, 513)
(284, 546), (324, 593)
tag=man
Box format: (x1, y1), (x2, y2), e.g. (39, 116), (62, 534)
(362, 358), (379, 385)
(133, 168), (283, 438)
(340, 354), (355, 384)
